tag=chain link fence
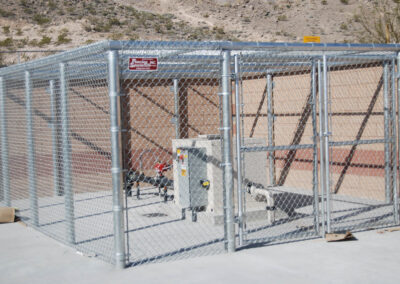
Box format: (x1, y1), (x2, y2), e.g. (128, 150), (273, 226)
(0, 41), (399, 268)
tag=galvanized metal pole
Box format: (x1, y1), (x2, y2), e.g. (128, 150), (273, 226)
(108, 50), (126, 268)
(317, 59), (326, 236)
(0, 77), (10, 206)
(234, 55), (244, 246)
(60, 62), (75, 244)
(311, 60), (320, 234)
(322, 55), (331, 234)
(396, 53), (400, 224)
(49, 80), (61, 196)
(384, 62), (391, 203)
(221, 50), (235, 252)
(173, 79), (180, 139)
(267, 73), (275, 186)
(25, 70), (39, 227)
(392, 58), (399, 224)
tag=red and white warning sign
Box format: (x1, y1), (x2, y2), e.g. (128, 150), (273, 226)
(128, 57), (158, 71)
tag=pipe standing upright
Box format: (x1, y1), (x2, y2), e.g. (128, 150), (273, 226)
(0, 77), (10, 206)
(234, 55), (244, 246)
(396, 53), (400, 224)
(25, 70), (39, 227)
(383, 62), (391, 203)
(173, 79), (180, 139)
(390, 60), (398, 224)
(221, 50), (235, 252)
(322, 55), (331, 234)
(60, 62), (75, 244)
(49, 80), (62, 196)
(267, 73), (275, 186)
(317, 59), (326, 235)
(311, 60), (320, 234)
(108, 50), (126, 268)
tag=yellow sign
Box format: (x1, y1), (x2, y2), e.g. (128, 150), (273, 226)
(303, 36), (320, 43)
(181, 169), (187, 176)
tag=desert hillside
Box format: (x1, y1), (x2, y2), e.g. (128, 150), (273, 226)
(0, 0), (377, 65)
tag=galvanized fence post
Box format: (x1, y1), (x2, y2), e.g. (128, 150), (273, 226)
(267, 73), (275, 186)
(221, 49), (235, 252)
(396, 53), (400, 224)
(391, 59), (398, 224)
(317, 59), (327, 236)
(384, 62), (391, 203)
(322, 55), (331, 234)
(234, 54), (244, 246)
(0, 77), (10, 206)
(49, 80), (62, 196)
(60, 62), (75, 244)
(25, 70), (39, 227)
(108, 49), (126, 268)
(311, 59), (320, 234)
(173, 79), (180, 139)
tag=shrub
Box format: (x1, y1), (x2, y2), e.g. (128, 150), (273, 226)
(39, 36), (51, 46)
(0, 8), (14, 17)
(56, 29), (71, 45)
(33, 14), (50, 25)
(277, 14), (288, 21)
(0, 37), (13, 47)
(2, 26), (10, 34)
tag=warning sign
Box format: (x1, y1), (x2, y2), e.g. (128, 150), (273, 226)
(128, 57), (158, 71)
(303, 36), (320, 43)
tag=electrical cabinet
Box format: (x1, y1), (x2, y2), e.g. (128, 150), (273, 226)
(176, 147), (208, 209)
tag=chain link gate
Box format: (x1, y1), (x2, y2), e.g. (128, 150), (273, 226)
(323, 55), (400, 233)
(235, 54), (321, 247)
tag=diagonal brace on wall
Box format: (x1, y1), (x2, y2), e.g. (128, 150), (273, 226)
(132, 86), (201, 135)
(249, 82), (268, 138)
(333, 74), (384, 194)
(6, 91), (111, 159)
(277, 74), (318, 186)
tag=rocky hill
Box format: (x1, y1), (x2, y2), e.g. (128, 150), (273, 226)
(0, 0), (373, 65)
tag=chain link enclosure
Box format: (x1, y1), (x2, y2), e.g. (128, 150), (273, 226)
(0, 41), (399, 268)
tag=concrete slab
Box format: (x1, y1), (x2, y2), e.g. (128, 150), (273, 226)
(1, 222), (400, 284)
(7, 184), (396, 266)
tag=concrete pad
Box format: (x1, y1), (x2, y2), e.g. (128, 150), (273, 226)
(1, 221), (400, 284)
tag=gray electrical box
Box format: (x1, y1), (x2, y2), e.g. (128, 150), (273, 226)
(176, 147), (208, 209)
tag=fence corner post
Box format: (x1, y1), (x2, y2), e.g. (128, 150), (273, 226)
(108, 49), (126, 269)
(25, 70), (39, 227)
(0, 76), (10, 206)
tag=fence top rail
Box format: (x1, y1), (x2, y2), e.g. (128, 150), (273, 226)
(111, 40), (400, 52)
(1, 40), (400, 77)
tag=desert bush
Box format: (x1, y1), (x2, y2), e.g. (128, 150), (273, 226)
(0, 37), (13, 47)
(39, 35), (51, 46)
(56, 29), (71, 45)
(33, 14), (50, 25)
(356, 0), (400, 43)
(2, 26), (10, 34)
